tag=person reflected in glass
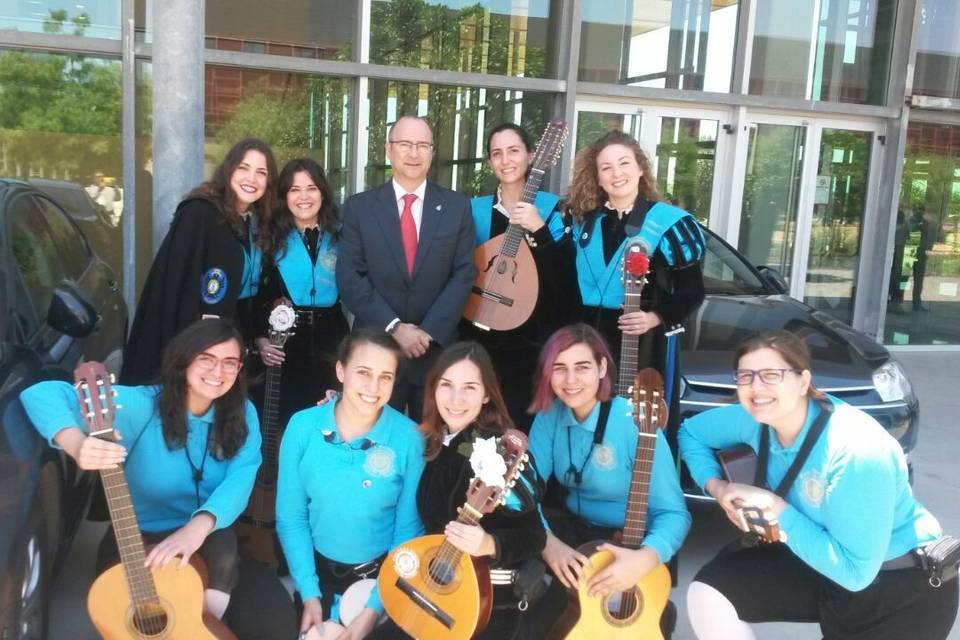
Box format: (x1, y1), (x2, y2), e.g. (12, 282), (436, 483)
(679, 330), (957, 640)
(459, 123), (575, 431)
(276, 329), (425, 640)
(909, 204), (936, 312)
(122, 138), (278, 385)
(255, 158), (349, 426)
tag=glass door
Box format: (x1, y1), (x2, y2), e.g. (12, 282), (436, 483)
(573, 102), (728, 229)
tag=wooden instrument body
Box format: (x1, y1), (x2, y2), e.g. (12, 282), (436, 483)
(463, 236), (539, 332)
(234, 473), (278, 565)
(379, 534), (493, 640)
(88, 558), (227, 640)
(548, 541), (671, 640)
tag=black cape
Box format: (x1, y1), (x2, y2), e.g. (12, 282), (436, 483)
(120, 197), (246, 384)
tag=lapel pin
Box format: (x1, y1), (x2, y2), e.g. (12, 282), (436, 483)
(436, 204), (442, 211)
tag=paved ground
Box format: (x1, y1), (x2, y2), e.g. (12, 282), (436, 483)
(49, 352), (960, 639)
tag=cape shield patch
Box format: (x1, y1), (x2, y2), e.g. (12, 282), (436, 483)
(201, 268), (228, 305)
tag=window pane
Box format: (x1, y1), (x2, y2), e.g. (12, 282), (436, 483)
(738, 123), (805, 281)
(8, 196), (68, 321)
(35, 196), (92, 281)
(885, 121), (960, 345)
(653, 117), (717, 226)
(370, 0), (556, 78)
(205, 65), (352, 203)
(804, 129), (872, 324)
(0, 50), (124, 285)
(365, 80), (551, 193)
(913, 0), (960, 100)
(578, 0), (738, 91)
(0, 1), (119, 39)
(749, 0), (895, 105)
(206, 0), (354, 60)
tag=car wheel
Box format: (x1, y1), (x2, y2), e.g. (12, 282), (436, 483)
(1, 503), (49, 640)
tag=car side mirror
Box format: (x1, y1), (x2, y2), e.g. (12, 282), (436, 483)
(757, 266), (788, 294)
(47, 281), (99, 338)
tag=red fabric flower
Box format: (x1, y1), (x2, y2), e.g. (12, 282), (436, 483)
(625, 249), (650, 277)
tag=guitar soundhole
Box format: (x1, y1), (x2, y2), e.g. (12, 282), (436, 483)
(130, 602), (170, 638)
(603, 588), (643, 626)
(427, 558), (456, 587)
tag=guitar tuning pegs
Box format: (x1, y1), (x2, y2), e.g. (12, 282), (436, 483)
(109, 374), (116, 383)
(517, 463), (525, 471)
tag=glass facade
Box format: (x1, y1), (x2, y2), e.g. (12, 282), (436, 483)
(370, 0), (556, 78)
(913, 0), (960, 100)
(0, 0), (119, 39)
(578, 0), (738, 91)
(749, 0), (896, 105)
(365, 80), (550, 193)
(884, 121), (960, 345)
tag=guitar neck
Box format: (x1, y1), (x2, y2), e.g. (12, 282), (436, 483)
(620, 399), (659, 549)
(99, 463), (161, 606)
(436, 502), (485, 569)
(499, 168), (546, 258)
(617, 278), (644, 397)
(260, 366), (283, 469)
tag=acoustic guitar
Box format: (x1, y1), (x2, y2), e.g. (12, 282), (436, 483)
(549, 369), (671, 640)
(236, 300), (297, 565)
(616, 242), (650, 397)
(76, 362), (235, 640)
(463, 120), (568, 332)
(378, 429), (530, 640)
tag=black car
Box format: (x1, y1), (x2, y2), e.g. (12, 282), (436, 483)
(677, 228), (919, 497)
(0, 178), (127, 638)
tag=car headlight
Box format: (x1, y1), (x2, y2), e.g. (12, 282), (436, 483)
(872, 361), (914, 403)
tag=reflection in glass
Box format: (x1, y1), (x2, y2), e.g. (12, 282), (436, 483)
(574, 111), (642, 152)
(913, 0), (960, 100)
(885, 121), (960, 345)
(370, 0), (554, 78)
(204, 66), (351, 203)
(804, 129), (871, 323)
(578, 0), (738, 91)
(749, 0), (895, 105)
(0, 50), (124, 286)
(135, 60), (153, 296)
(654, 117), (717, 225)
(0, 0), (119, 39)
(738, 124), (805, 281)
(365, 80), (550, 193)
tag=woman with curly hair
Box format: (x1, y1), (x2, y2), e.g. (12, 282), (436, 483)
(21, 318), (263, 622)
(566, 130), (705, 428)
(122, 138), (278, 384)
(254, 158), (349, 425)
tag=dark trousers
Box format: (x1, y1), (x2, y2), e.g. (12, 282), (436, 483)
(695, 542), (959, 640)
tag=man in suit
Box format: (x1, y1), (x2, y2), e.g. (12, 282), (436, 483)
(337, 115), (476, 420)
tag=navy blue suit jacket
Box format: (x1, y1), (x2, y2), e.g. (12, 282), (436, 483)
(336, 180), (476, 380)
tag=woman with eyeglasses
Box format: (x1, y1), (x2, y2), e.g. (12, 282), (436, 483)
(459, 123), (575, 430)
(122, 138), (278, 385)
(276, 329), (425, 640)
(255, 158), (349, 425)
(679, 330), (957, 640)
(525, 323), (690, 637)
(21, 318), (265, 624)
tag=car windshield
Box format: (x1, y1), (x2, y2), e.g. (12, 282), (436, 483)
(701, 230), (770, 295)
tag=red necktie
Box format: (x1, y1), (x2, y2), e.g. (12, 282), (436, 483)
(400, 193), (418, 276)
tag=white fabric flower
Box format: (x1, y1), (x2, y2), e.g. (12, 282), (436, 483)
(469, 436), (507, 488)
(268, 304), (296, 332)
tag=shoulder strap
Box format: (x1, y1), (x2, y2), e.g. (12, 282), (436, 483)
(594, 400), (613, 445)
(756, 399), (834, 497)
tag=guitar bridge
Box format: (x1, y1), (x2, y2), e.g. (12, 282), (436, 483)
(395, 578), (454, 629)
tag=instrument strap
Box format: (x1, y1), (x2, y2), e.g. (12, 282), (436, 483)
(565, 400), (612, 516)
(623, 197), (653, 238)
(756, 398), (834, 498)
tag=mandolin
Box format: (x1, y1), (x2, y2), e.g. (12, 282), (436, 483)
(549, 368), (671, 640)
(616, 243), (650, 397)
(463, 120), (568, 332)
(236, 300), (297, 565)
(378, 429), (529, 640)
(77, 362), (235, 640)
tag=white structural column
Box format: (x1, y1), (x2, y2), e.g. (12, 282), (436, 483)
(151, 0), (205, 253)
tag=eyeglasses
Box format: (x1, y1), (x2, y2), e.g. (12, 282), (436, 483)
(194, 353), (243, 376)
(733, 368), (800, 386)
(389, 140), (434, 154)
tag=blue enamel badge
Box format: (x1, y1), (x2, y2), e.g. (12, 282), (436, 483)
(201, 268), (228, 305)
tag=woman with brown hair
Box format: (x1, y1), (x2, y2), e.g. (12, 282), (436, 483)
(679, 330), (957, 640)
(122, 138), (278, 384)
(566, 130), (704, 424)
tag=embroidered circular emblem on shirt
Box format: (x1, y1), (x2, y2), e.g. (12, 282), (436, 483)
(799, 469), (826, 507)
(592, 444), (616, 470)
(320, 251), (338, 273)
(581, 231), (589, 240)
(362, 479), (372, 489)
(200, 268), (228, 304)
(393, 547), (419, 579)
(363, 445), (396, 478)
